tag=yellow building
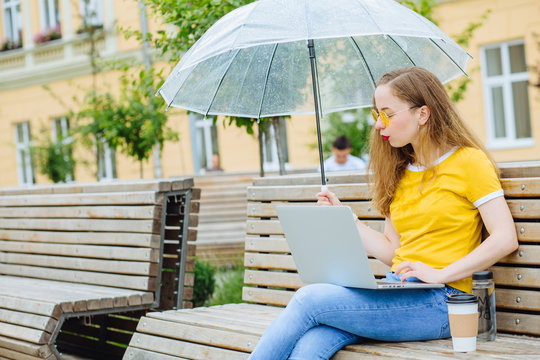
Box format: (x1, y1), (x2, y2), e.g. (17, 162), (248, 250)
(0, 0), (538, 187)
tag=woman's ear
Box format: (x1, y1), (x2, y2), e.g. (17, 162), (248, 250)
(418, 105), (430, 126)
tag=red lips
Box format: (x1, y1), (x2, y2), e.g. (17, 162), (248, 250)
(382, 135), (389, 141)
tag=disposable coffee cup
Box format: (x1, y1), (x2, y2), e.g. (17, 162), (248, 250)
(446, 294), (479, 352)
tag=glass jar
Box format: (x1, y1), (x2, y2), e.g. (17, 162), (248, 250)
(472, 271), (496, 341)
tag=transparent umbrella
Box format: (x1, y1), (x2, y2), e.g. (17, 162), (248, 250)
(158, 0), (471, 185)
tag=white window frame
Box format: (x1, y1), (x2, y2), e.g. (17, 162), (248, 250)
(189, 113), (219, 174)
(52, 117), (74, 182)
(481, 39), (533, 150)
(97, 138), (116, 181)
(261, 118), (290, 172)
(39, 0), (60, 30)
(14, 122), (34, 185)
(2, 0), (22, 43)
(79, 0), (103, 27)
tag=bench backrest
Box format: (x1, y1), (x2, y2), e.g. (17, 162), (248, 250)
(0, 178), (199, 309)
(243, 166), (540, 336)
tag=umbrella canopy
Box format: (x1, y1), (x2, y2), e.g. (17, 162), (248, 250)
(159, 0), (471, 118)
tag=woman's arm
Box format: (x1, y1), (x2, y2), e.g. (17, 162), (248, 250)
(396, 196), (518, 283)
(316, 189), (400, 266)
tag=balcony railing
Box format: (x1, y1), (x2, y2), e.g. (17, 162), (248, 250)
(0, 28), (115, 91)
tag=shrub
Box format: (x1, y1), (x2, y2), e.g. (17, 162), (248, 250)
(1, 38), (22, 52)
(209, 266), (244, 306)
(193, 259), (216, 307)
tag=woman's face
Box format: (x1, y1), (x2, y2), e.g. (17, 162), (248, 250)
(373, 84), (420, 149)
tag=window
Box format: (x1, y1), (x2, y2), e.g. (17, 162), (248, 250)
(261, 117), (289, 172)
(79, 0), (103, 27)
(2, 0), (22, 44)
(14, 122), (34, 185)
(481, 40), (532, 149)
(39, 0), (60, 30)
(96, 138), (116, 181)
(52, 117), (74, 182)
(189, 113), (220, 174)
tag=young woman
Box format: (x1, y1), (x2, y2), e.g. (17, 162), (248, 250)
(248, 67), (518, 360)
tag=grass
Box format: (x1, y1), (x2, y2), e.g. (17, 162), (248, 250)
(207, 263), (245, 306)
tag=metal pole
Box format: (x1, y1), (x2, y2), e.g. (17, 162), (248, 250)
(307, 39), (326, 187)
(139, 0), (163, 178)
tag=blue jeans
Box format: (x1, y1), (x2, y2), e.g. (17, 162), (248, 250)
(248, 275), (462, 360)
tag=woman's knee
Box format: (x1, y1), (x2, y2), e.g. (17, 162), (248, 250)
(292, 283), (342, 307)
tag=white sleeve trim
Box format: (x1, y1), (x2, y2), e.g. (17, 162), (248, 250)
(473, 189), (504, 208)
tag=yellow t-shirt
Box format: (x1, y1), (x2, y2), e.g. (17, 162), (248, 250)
(390, 147), (503, 293)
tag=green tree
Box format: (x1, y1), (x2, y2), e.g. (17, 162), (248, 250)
(319, 110), (371, 161)
(75, 67), (179, 179)
(125, 0), (255, 61)
(399, 0), (491, 102)
(314, 1), (491, 160)
(30, 123), (75, 183)
(125, 0), (299, 176)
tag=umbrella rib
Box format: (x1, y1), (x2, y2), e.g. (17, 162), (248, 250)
(349, 37), (376, 89)
(204, 49), (242, 117)
(257, 43), (279, 119)
(387, 35), (417, 67)
(428, 38), (471, 78)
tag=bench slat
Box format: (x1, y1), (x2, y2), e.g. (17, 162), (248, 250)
(500, 178), (540, 197)
(0, 346), (54, 360)
(0, 178), (193, 196)
(244, 269), (304, 289)
(123, 347), (185, 360)
(0, 218), (157, 233)
(247, 201), (382, 219)
(244, 236), (288, 253)
(0, 322), (49, 344)
(497, 312), (540, 335)
(0, 309), (56, 333)
(128, 332), (248, 360)
(0, 295), (61, 319)
(514, 222), (540, 242)
(247, 200), (540, 221)
(491, 266), (540, 288)
(0, 192), (160, 207)
(242, 287), (293, 306)
(0, 335), (52, 358)
(246, 219), (384, 235)
(0, 241), (159, 262)
(244, 239), (540, 266)
(140, 315), (262, 348)
(0, 276), (153, 313)
(0, 205), (158, 220)
(0, 264), (156, 291)
(0, 230), (160, 247)
(245, 223), (539, 243)
(0, 253), (158, 276)
(247, 184), (371, 201)
(496, 289), (540, 311)
(246, 179), (540, 202)
(498, 245), (540, 265)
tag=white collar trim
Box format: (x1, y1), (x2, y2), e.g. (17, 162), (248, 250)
(407, 147), (459, 172)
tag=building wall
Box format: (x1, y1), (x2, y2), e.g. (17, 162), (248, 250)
(1, 0), (539, 188)
(434, 0), (540, 162)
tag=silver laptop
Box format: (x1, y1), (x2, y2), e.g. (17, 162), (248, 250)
(276, 206), (444, 289)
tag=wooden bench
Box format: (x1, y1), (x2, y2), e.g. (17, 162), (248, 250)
(193, 173), (254, 268)
(0, 178), (199, 360)
(124, 165), (540, 359)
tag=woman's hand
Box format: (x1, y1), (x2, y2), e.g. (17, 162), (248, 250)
(394, 261), (447, 284)
(316, 189), (342, 206)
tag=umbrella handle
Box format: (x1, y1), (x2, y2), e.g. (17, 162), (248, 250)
(320, 185), (328, 192)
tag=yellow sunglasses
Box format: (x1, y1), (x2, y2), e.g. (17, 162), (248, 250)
(371, 106), (418, 127)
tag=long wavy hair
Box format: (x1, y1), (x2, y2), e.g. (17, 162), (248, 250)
(368, 67), (497, 217)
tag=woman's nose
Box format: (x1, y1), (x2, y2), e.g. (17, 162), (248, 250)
(374, 116), (386, 130)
